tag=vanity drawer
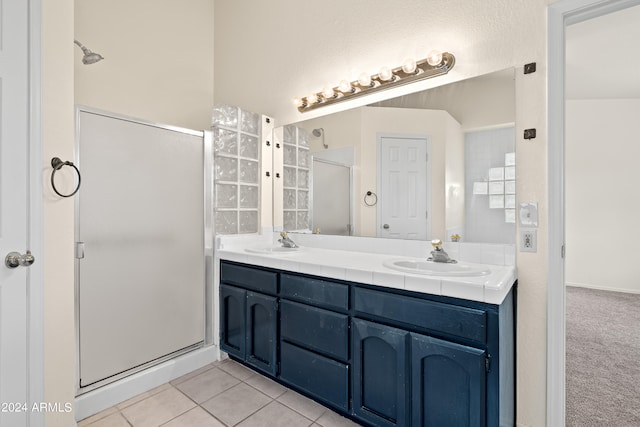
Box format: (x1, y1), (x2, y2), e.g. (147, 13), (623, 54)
(220, 262), (277, 295)
(281, 300), (349, 361)
(354, 287), (487, 344)
(280, 341), (349, 412)
(280, 273), (349, 312)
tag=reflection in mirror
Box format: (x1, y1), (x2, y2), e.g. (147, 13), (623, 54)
(275, 68), (516, 244)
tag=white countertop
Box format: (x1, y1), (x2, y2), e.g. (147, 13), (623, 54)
(217, 244), (516, 305)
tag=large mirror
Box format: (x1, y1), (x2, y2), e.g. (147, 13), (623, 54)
(274, 68), (516, 244)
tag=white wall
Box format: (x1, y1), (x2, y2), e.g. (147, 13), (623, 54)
(75, 0), (214, 130)
(375, 68), (516, 131)
(214, 2), (550, 425)
(566, 99), (640, 293)
(43, 0), (76, 425)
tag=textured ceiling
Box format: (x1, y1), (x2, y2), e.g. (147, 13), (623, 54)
(566, 4), (640, 99)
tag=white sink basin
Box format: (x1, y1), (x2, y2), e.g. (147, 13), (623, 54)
(245, 246), (302, 255)
(383, 259), (491, 277)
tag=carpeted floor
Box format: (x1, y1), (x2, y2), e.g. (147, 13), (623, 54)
(566, 286), (640, 426)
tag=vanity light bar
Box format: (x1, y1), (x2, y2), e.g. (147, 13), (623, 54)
(294, 51), (455, 113)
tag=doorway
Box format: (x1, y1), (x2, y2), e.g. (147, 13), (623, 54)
(548, 0), (640, 425)
(564, 5), (640, 425)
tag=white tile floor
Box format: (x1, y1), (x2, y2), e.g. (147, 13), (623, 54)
(78, 359), (362, 427)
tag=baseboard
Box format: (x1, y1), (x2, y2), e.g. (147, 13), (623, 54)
(75, 345), (220, 422)
(566, 282), (640, 295)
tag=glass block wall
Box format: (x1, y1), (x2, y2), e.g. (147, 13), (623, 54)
(212, 105), (261, 234)
(282, 125), (311, 231)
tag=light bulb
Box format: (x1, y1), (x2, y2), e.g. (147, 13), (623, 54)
(426, 50), (443, 66)
(358, 72), (372, 87)
(402, 58), (417, 74)
(293, 97), (304, 107)
(322, 86), (335, 99)
(338, 80), (352, 93)
(378, 66), (393, 81)
(307, 93), (319, 104)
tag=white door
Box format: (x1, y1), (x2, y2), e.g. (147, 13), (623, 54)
(378, 136), (430, 239)
(0, 0), (37, 425)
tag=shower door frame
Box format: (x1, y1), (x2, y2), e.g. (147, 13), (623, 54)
(73, 106), (215, 395)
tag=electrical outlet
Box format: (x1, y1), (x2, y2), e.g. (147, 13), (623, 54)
(520, 229), (537, 252)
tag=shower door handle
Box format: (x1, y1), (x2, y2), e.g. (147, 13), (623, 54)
(5, 250), (35, 268)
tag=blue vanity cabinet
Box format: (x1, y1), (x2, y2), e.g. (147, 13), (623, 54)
(352, 318), (409, 427)
(411, 333), (487, 427)
(219, 260), (515, 427)
(219, 262), (278, 376)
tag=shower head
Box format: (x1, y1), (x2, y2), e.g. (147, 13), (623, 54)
(74, 40), (104, 65)
(311, 128), (328, 149)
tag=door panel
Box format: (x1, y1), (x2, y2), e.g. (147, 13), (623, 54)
(220, 285), (246, 359)
(411, 333), (487, 427)
(245, 291), (277, 375)
(378, 136), (430, 239)
(77, 110), (205, 387)
(352, 318), (408, 427)
(0, 0), (31, 424)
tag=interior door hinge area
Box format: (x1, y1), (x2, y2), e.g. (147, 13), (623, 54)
(485, 355), (491, 372)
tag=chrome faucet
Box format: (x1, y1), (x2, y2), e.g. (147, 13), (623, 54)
(278, 232), (298, 248)
(428, 239), (457, 263)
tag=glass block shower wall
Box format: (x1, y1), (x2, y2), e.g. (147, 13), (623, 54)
(282, 125), (311, 231)
(212, 105), (261, 234)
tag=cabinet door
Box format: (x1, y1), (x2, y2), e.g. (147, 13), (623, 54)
(246, 291), (278, 375)
(411, 333), (486, 427)
(352, 319), (409, 427)
(220, 285), (246, 359)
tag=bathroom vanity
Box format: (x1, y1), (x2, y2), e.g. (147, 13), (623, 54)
(218, 244), (515, 427)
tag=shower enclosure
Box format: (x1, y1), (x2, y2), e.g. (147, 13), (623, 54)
(75, 107), (212, 391)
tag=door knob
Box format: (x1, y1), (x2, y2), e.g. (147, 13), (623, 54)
(5, 250), (35, 269)
(383, 224), (390, 229)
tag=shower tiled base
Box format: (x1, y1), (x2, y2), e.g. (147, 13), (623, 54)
(78, 359), (360, 427)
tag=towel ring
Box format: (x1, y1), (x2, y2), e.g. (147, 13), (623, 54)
(51, 157), (81, 198)
(364, 191), (377, 206)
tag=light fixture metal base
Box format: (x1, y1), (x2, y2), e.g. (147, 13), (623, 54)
(297, 52), (455, 113)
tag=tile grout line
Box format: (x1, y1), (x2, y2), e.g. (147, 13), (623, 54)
(239, 375), (323, 425)
(170, 382), (229, 427)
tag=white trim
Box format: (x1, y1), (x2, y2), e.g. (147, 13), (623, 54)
(28, 0), (45, 425)
(547, 1), (640, 426)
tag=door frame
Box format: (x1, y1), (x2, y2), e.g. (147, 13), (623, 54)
(547, 0), (640, 425)
(376, 133), (432, 239)
(27, 0), (45, 423)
